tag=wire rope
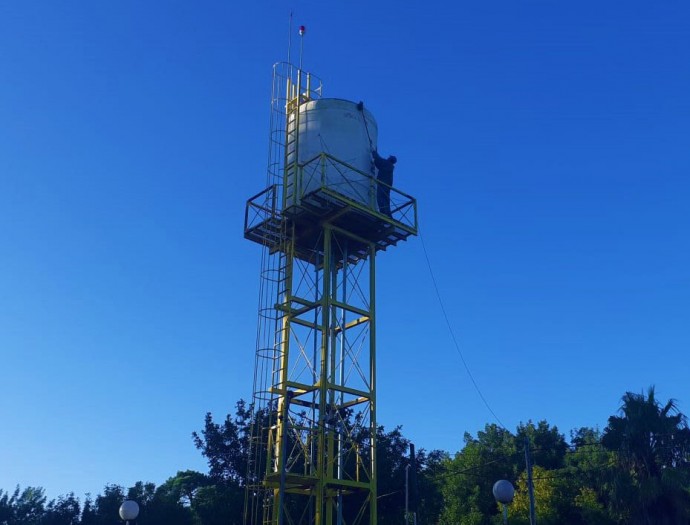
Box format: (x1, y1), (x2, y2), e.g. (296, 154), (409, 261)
(357, 101), (374, 149)
(418, 227), (507, 430)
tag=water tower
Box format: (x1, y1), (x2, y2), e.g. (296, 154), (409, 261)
(243, 60), (417, 525)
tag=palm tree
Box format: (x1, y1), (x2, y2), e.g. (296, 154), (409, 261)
(602, 386), (690, 524)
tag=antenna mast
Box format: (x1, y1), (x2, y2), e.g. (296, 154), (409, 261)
(287, 12), (293, 66)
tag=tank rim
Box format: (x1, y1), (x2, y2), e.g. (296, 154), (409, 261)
(300, 98), (377, 122)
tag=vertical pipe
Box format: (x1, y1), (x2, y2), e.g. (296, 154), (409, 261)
(368, 242), (377, 525)
(293, 68), (302, 205)
(299, 29), (304, 71)
(282, 72), (291, 210)
(405, 465), (409, 525)
(337, 243), (347, 525)
(525, 437), (536, 525)
(309, 254), (319, 525)
(326, 238), (339, 525)
(278, 393), (291, 525)
(275, 238), (294, 525)
(409, 443), (417, 524)
(410, 443), (417, 525)
(312, 253), (320, 473)
(316, 226), (331, 525)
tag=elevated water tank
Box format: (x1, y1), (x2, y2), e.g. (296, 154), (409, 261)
(286, 98), (378, 210)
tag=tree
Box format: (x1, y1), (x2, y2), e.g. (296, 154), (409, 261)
(369, 425), (446, 525)
(156, 471), (212, 508)
(572, 487), (611, 525)
(565, 427), (616, 525)
(439, 424), (518, 525)
(516, 421), (568, 471)
(602, 386), (690, 524)
(151, 471), (213, 525)
(415, 449), (448, 525)
(375, 425), (411, 525)
(0, 489), (14, 525)
(191, 484), (243, 525)
(0, 486), (47, 525)
(42, 493), (81, 525)
(510, 465), (572, 525)
(126, 482), (156, 516)
(91, 485), (125, 525)
(80, 482), (194, 525)
(79, 495), (97, 525)
(192, 401), (252, 484)
(146, 485), (194, 525)
(191, 404), (252, 525)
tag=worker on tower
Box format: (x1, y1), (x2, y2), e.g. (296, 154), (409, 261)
(372, 149), (396, 217)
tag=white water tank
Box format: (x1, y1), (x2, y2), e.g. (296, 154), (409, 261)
(286, 98), (378, 209)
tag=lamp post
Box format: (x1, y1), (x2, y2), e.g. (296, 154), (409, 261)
(492, 480), (515, 525)
(119, 500), (139, 525)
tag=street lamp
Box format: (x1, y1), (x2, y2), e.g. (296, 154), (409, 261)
(493, 480), (515, 525)
(119, 500), (139, 525)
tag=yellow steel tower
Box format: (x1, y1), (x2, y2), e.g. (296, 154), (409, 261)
(243, 63), (417, 525)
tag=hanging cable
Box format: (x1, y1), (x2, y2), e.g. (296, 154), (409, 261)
(357, 101), (374, 149)
(418, 227), (507, 430)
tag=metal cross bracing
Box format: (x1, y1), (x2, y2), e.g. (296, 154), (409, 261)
(243, 63), (418, 525)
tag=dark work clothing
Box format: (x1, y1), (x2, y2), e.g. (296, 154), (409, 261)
(372, 151), (394, 216)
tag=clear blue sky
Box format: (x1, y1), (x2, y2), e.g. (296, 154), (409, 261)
(2, 0), (689, 501)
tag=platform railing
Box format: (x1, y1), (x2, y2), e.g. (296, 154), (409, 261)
(294, 152), (418, 233)
(245, 185), (279, 235)
(245, 153), (418, 246)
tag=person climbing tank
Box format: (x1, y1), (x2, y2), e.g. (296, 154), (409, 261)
(371, 149), (396, 217)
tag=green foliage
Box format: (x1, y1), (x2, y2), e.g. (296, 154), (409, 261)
(191, 483), (243, 525)
(511, 466), (568, 525)
(43, 493), (81, 525)
(439, 424), (518, 525)
(516, 421), (568, 471)
(564, 427), (616, 524)
(79, 496), (97, 525)
(79, 478), (206, 525)
(602, 386), (690, 524)
(3, 387), (690, 525)
(189, 403), (254, 523)
(0, 490), (12, 525)
(0, 487), (47, 525)
(192, 401), (252, 485)
(91, 485), (126, 525)
(155, 471), (211, 507)
(573, 487), (610, 524)
(375, 425), (411, 525)
(415, 449), (448, 524)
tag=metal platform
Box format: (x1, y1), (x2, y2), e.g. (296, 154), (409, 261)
(244, 185), (417, 264)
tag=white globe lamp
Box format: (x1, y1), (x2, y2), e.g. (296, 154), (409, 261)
(492, 480), (515, 504)
(119, 500), (139, 524)
(492, 480), (515, 525)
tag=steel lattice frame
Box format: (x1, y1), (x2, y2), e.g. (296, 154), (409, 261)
(244, 63), (416, 525)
